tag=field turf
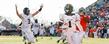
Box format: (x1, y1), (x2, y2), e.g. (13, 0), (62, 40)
(0, 36), (109, 44)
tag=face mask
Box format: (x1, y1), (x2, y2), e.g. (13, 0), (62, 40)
(65, 9), (69, 13)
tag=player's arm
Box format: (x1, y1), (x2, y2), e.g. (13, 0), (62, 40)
(32, 4), (43, 17)
(59, 14), (64, 23)
(15, 4), (23, 19)
(17, 22), (22, 31)
(76, 21), (83, 31)
(75, 14), (83, 32)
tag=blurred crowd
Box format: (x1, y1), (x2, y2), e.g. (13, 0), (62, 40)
(1, 0), (109, 39)
(42, 0), (109, 38)
(85, 0), (109, 38)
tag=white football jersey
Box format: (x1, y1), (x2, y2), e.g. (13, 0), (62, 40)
(39, 25), (45, 35)
(32, 23), (40, 30)
(21, 14), (32, 31)
(60, 13), (80, 29)
(40, 25), (45, 31)
(32, 23), (40, 34)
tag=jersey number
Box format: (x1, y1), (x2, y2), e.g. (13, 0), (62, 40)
(28, 19), (30, 24)
(69, 21), (72, 28)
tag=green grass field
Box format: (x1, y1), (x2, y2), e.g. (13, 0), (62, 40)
(0, 36), (109, 44)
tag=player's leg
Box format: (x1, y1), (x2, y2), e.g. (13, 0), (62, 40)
(57, 31), (64, 43)
(58, 31), (67, 44)
(72, 32), (79, 44)
(49, 33), (52, 39)
(34, 34), (38, 41)
(62, 39), (66, 43)
(23, 36), (26, 41)
(25, 31), (35, 44)
(23, 36), (27, 44)
(27, 37), (35, 44)
(21, 31), (25, 41)
(40, 31), (44, 39)
(50, 32), (55, 40)
(49, 29), (54, 40)
(57, 36), (66, 44)
(66, 31), (73, 44)
(57, 35), (62, 43)
(62, 30), (67, 43)
(73, 32), (84, 44)
(84, 32), (88, 38)
(27, 41), (35, 44)
(33, 30), (38, 41)
(21, 31), (27, 44)
(79, 32), (85, 44)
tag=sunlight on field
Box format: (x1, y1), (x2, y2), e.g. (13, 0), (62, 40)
(0, 36), (109, 44)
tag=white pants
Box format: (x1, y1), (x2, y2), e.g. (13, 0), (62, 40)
(93, 32), (98, 38)
(66, 31), (84, 44)
(59, 30), (67, 40)
(39, 30), (45, 36)
(22, 29), (35, 43)
(32, 28), (39, 35)
(84, 32), (88, 38)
